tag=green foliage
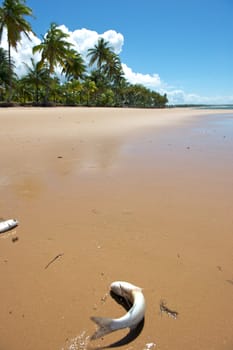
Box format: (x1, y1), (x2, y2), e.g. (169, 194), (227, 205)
(20, 58), (49, 103)
(0, 1), (168, 107)
(0, 47), (10, 85)
(87, 38), (112, 71)
(62, 49), (86, 81)
(33, 23), (72, 74)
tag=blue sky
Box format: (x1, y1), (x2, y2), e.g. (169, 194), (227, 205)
(2, 0), (233, 104)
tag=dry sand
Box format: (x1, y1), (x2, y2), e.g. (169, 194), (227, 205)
(0, 107), (232, 350)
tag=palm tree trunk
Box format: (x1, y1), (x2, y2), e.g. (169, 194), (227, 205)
(35, 82), (39, 103)
(7, 41), (12, 102)
(42, 69), (50, 105)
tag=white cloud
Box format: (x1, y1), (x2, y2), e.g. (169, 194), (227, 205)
(165, 89), (233, 105)
(122, 63), (162, 89)
(52, 25), (124, 59)
(101, 30), (124, 54)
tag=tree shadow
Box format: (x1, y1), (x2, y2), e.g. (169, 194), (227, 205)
(91, 290), (145, 349)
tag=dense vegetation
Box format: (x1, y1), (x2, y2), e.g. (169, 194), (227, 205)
(0, 0), (168, 107)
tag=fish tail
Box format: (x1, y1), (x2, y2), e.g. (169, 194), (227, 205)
(90, 316), (114, 340)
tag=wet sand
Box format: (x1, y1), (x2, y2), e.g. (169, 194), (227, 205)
(0, 107), (233, 350)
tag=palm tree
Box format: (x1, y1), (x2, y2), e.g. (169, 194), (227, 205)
(0, 0), (34, 100)
(22, 58), (49, 103)
(0, 47), (9, 99)
(33, 22), (74, 103)
(82, 78), (97, 106)
(0, 47), (10, 85)
(62, 49), (86, 81)
(87, 38), (125, 104)
(106, 53), (123, 80)
(112, 72), (128, 106)
(102, 52), (125, 103)
(0, 46), (17, 101)
(33, 23), (73, 75)
(87, 38), (113, 72)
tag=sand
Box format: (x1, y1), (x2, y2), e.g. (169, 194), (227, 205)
(0, 107), (232, 350)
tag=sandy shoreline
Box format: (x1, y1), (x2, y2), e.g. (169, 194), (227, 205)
(0, 107), (233, 350)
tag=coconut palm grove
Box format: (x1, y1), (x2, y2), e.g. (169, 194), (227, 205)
(0, 0), (168, 107)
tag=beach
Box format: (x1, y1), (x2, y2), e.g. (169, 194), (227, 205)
(0, 107), (232, 350)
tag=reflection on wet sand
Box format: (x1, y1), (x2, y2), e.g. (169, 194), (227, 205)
(52, 135), (125, 178)
(2, 134), (127, 192)
(13, 175), (45, 199)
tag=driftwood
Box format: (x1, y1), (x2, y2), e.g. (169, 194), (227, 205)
(44, 253), (64, 269)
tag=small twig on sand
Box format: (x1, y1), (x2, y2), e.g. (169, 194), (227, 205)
(44, 253), (64, 269)
(160, 300), (178, 319)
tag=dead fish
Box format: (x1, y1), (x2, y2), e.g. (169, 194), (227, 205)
(91, 281), (146, 340)
(0, 219), (18, 233)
